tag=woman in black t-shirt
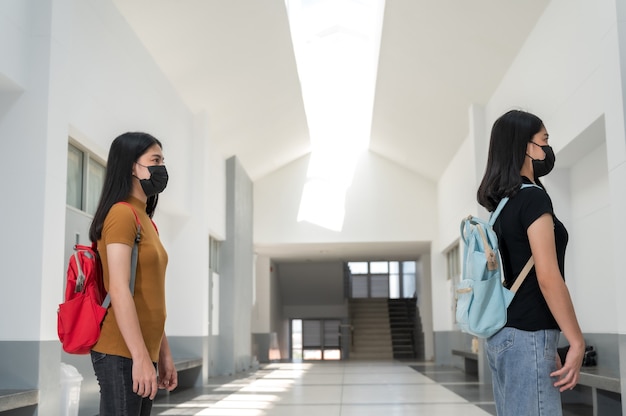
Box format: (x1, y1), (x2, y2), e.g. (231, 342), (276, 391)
(477, 110), (584, 416)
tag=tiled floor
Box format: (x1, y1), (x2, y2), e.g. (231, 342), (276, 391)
(152, 360), (594, 416)
(153, 361), (494, 416)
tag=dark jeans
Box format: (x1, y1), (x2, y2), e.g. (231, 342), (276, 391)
(91, 351), (156, 416)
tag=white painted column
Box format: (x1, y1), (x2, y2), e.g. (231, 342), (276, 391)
(0, 0), (71, 414)
(603, 1), (626, 412)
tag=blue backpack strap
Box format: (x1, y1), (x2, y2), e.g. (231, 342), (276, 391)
(521, 183), (541, 190)
(488, 183), (542, 226)
(489, 197), (509, 226)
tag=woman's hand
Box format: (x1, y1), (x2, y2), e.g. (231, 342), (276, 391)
(157, 334), (178, 392)
(157, 354), (178, 392)
(132, 353), (158, 399)
(550, 343), (583, 392)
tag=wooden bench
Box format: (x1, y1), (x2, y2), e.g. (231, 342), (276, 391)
(0, 389), (39, 412)
(576, 367), (621, 416)
(451, 349), (478, 375)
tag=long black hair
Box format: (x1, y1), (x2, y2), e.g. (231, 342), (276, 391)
(477, 110), (544, 212)
(89, 132), (162, 242)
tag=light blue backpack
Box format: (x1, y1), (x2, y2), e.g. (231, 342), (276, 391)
(455, 184), (536, 338)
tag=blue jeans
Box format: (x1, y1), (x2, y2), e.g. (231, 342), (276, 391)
(486, 328), (562, 416)
(91, 351), (155, 416)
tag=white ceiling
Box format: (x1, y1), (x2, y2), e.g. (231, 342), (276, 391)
(113, 0), (549, 182)
(112, 0), (550, 261)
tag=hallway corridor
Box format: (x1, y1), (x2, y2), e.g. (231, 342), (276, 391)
(153, 361), (497, 416)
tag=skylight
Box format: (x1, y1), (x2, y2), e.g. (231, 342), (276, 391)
(285, 0), (386, 231)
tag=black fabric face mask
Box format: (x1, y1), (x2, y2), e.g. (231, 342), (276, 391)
(529, 143), (555, 178)
(137, 165), (168, 196)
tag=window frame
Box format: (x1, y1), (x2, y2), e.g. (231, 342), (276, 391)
(347, 260), (417, 299)
(66, 140), (106, 216)
(445, 242), (461, 282)
(209, 236), (222, 274)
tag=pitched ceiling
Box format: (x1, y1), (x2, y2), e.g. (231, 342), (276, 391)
(113, 0), (549, 183)
(112, 0), (549, 262)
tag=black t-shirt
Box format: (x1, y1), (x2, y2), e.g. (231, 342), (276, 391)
(493, 178), (568, 331)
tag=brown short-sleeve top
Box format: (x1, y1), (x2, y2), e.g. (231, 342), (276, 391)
(92, 196), (168, 362)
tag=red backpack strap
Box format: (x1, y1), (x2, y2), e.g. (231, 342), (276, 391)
(115, 201), (142, 243)
(116, 201), (158, 237)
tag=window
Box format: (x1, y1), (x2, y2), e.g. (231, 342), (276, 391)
(446, 243), (461, 325)
(446, 244), (460, 281)
(347, 260), (417, 299)
(209, 236), (221, 273)
(209, 236), (222, 336)
(370, 274), (389, 298)
(370, 261), (388, 274)
(349, 262), (368, 274)
(66, 143), (105, 216)
(66, 145), (83, 209)
(402, 261), (417, 298)
(389, 261), (400, 298)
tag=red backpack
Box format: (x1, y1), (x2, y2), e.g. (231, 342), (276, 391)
(57, 202), (141, 354)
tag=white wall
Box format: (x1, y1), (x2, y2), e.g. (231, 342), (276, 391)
(432, 106), (484, 333)
(208, 134), (227, 240)
(0, 0), (71, 341)
(255, 150), (437, 245)
(160, 113), (211, 336)
(437, 138), (478, 248)
(0, 0), (30, 90)
(68, 0), (194, 212)
(567, 142), (616, 333)
(486, 0), (612, 146)
(431, 137), (472, 332)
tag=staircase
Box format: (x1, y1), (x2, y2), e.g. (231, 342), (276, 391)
(349, 299), (393, 359)
(388, 298), (424, 359)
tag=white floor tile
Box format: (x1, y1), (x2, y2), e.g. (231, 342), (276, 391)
(263, 404), (341, 416)
(340, 403), (493, 416)
(341, 383), (467, 404)
(343, 371), (434, 384)
(273, 385), (344, 404)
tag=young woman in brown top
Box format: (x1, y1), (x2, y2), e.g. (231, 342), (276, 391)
(89, 132), (177, 415)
